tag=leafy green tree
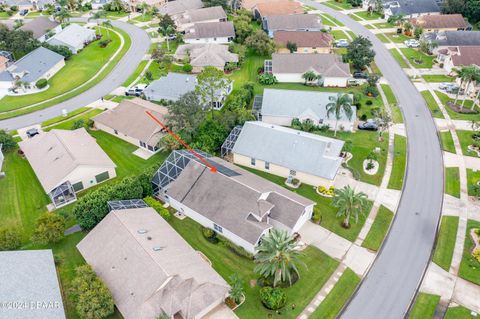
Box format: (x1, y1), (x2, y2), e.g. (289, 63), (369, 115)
(72, 119), (85, 130)
(232, 11), (253, 43)
(159, 14), (175, 30)
(442, 0), (466, 15)
(165, 91), (206, 141)
(31, 213), (66, 245)
(254, 229), (303, 287)
(72, 265), (114, 319)
(0, 25), (40, 59)
(192, 119), (227, 153)
(196, 66), (231, 118)
(108, 0), (126, 12)
(286, 41), (297, 53)
(158, 24), (175, 51)
(373, 107), (392, 141)
(0, 130), (17, 152)
(301, 70), (319, 85)
(245, 30), (276, 56)
(89, 10), (106, 26)
(332, 185), (369, 228)
(55, 8), (72, 23)
(228, 273), (245, 304)
(0, 227), (22, 251)
(258, 73), (277, 85)
(419, 39), (437, 55)
(42, 43), (73, 59)
(203, 0), (228, 9)
(414, 27), (423, 39)
(326, 93), (354, 136)
(345, 36), (375, 70)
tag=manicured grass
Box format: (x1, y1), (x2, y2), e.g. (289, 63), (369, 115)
(445, 167), (461, 198)
(324, 0), (349, 10)
(243, 166), (373, 241)
(318, 13), (344, 26)
(423, 74), (455, 82)
(389, 49), (409, 68)
(0, 28), (121, 113)
(41, 107), (91, 127)
(400, 48), (434, 69)
(458, 219), (480, 285)
(408, 293), (440, 319)
(377, 33), (390, 43)
(440, 131), (456, 154)
(432, 216), (459, 271)
(355, 11), (383, 20)
(386, 32), (411, 43)
(456, 130), (478, 158)
(148, 42), (158, 53)
(421, 91), (445, 119)
(106, 10), (130, 19)
(132, 13), (154, 22)
(348, 13), (363, 21)
(434, 90), (479, 121)
(380, 84), (402, 123)
(362, 205), (394, 251)
(309, 268), (361, 319)
(373, 22), (395, 28)
(46, 109), (104, 131)
(331, 30), (350, 40)
(387, 135), (407, 190)
(168, 216), (339, 318)
(444, 306), (478, 319)
(122, 60), (149, 87)
(467, 169), (480, 196)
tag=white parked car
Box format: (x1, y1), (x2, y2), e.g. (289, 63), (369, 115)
(125, 84), (147, 97)
(336, 39), (349, 48)
(404, 39), (420, 48)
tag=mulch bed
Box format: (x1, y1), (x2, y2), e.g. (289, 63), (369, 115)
(447, 102), (478, 114)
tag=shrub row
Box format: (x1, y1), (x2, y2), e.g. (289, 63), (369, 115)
(201, 226), (254, 259)
(143, 196), (172, 221)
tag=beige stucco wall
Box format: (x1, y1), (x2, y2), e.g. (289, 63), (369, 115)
(277, 47), (331, 54)
(95, 121), (146, 149)
(64, 165), (116, 192)
(233, 153), (335, 187)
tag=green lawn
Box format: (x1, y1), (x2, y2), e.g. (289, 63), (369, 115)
(132, 13), (154, 22)
(467, 169), (480, 196)
(444, 306), (478, 319)
(373, 22), (395, 28)
(376, 33), (390, 43)
(106, 10), (130, 19)
(408, 293), (440, 319)
(41, 107), (91, 127)
(423, 74), (455, 82)
(309, 268), (361, 319)
(445, 167), (461, 198)
(386, 33), (411, 43)
(362, 205), (394, 251)
(122, 60), (149, 87)
(456, 130), (479, 158)
(435, 91), (479, 121)
(380, 84), (403, 123)
(331, 30), (350, 40)
(389, 49), (409, 68)
(168, 216), (339, 318)
(46, 109), (104, 131)
(318, 13), (344, 26)
(458, 219), (480, 285)
(348, 13), (363, 21)
(400, 48), (434, 69)
(355, 11), (383, 20)
(432, 216), (459, 271)
(387, 135), (407, 190)
(440, 131), (456, 153)
(324, 0), (351, 10)
(421, 91), (444, 119)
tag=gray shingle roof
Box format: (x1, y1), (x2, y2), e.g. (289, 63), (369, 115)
(175, 43), (238, 68)
(423, 31), (480, 47)
(184, 21), (235, 39)
(177, 6), (226, 24)
(46, 24), (95, 50)
(0, 250), (66, 319)
(271, 53), (350, 77)
(143, 73), (197, 101)
(19, 16), (59, 39)
(158, 0), (204, 16)
(261, 88), (356, 123)
(264, 13), (322, 31)
(232, 121), (344, 180)
(7, 46), (64, 83)
(384, 0), (439, 16)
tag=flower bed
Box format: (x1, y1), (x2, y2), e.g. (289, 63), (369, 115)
(317, 185), (335, 197)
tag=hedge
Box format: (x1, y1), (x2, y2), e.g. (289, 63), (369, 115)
(143, 196), (172, 221)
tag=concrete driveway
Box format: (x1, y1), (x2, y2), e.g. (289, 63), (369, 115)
(300, 2), (444, 319)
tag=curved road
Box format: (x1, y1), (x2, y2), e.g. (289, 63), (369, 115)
(0, 20), (150, 131)
(301, 2), (444, 318)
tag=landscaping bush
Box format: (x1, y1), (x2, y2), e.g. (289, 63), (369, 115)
(0, 227), (22, 251)
(258, 73), (277, 85)
(224, 62), (237, 72)
(360, 114), (368, 121)
(364, 85), (379, 97)
(36, 78), (48, 89)
(31, 213), (65, 245)
(259, 287), (287, 310)
(311, 208), (321, 224)
(473, 248), (480, 263)
(0, 130), (17, 152)
(218, 235), (254, 259)
(182, 63), (193, 73)
(365, 100), (373, 106)
(99, 39), (112, 48)
(143, 196), (172, 221)
(72, 119), (85, 130)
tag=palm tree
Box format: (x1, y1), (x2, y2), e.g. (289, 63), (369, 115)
(473, 71), (480, 111)
(254, 229), (303, 288)
(89, 10), (106, 26)
(301, 71), (320, 85)
(228, 273), (244, 304)
(326, 93), (354, 137)
(332, 185), (369, 228)
(454, 65), (480, 109)
(158, 25), (175, 51)
(137, 2), (150, 21)
(55, 9), (71, 23)
(109, 0), (125, 12)
(461, 66), (480, 110)
(102, 20), (113, 38)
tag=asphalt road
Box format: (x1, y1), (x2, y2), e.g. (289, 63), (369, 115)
(301, 2), (444, 318)
(0, 20), (150, 131)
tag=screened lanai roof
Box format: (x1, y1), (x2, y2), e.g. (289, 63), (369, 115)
(107, 199), (149, 211)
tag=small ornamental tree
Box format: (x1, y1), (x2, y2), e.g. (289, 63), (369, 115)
(196, 66), (231, 118)
(0, 130), (17, 152)
(31, 213), (66, 245)
(286, 41), (297, 53)
(245, 30), (276, 56)
(228, 273), (245, 304)
(0, 227), (22, 251)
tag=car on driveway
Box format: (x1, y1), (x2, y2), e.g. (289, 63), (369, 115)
(439, 82), (457, 90)
(358, 119), (378, 131)
(404, 39), (420, 48)
(335, 39), (349, 48)
(19, 9), (29, 16)
(353, 71), (369, 79)
(26, 128), (39, 138)
(125, 84), (147, 97)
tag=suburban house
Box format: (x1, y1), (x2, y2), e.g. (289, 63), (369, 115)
(365, 0), (440, 20)
(239, 0), (270, 10)
(222, 121), (344, 187)
(266, 53), (351, 87)
(0, 47), (65, 91)
(184, 21), (235, 44)
(422, 31), (480, 53)
(410, 14), (471, 32)
(91, 0), (112, 9)
(263, 14), (323, 37)
(252, 0), (304, 21)
(0, 55), (9, 72)
(258, 88), (357, 131)
(93, 98), (168, 153)
(18, 128), (116, 208)
(143, 72), (233, 109)
(174, 43), (239, 72)
(174, 6), (227, 32)
(274, 31), (333, 53)
(77, 204), (230, 319)
(153, 150), (315, 254)
(0, 0), (55, 10)
(19, 16), (62, 42)
(437, 46), (480, 73)
(158, 0), (204, 16)
(46, 24), (96, 54)
(0, 250), (66, 319)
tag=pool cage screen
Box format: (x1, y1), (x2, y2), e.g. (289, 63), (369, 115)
(49, 181), (76, 208)
(220, 125), (242, 158)
(107, 199), (149, 211)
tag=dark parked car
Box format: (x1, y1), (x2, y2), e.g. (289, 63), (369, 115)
(358, 120), (378, 131)
(26, 128), (39, 138)
(353, 71), (369, 79)
(19, 9), (29, 16)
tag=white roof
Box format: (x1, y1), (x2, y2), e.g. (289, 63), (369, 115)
(232, 121), (344, 180)
(47, 24), (95, 49)
(19, 128), (116, 193)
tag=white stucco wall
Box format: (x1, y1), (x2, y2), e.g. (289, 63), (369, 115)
(62, 165), (117, 192)
(323, 77), (348, 87)
(261, 114), (354, 132)
(273, 73), (348, 87)
(184, 36), (233, 44)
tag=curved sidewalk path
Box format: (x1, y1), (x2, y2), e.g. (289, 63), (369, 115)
(0, 20), (150, 131)
(300, 2), (444, 319)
